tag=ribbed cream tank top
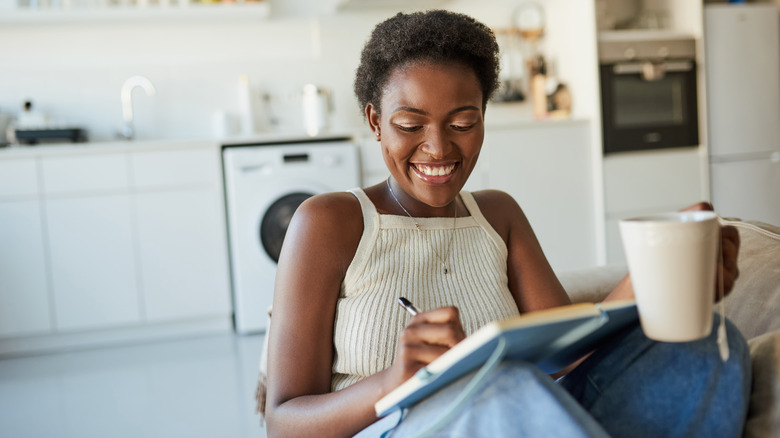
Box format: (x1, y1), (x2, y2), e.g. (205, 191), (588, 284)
(331, 188), (520, 391)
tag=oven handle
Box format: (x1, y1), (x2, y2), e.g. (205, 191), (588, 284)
(612, 60), (693, 75)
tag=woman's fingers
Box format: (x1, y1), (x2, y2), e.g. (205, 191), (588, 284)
(402, 320), (464, 349)
(681, 201), (713, 212)
(678, 202), (742, 299)
(390, 306), (466, 384)
(717, 225), (741, 298)
(404, 306), (466, 346)
(396, 343), (452, 367)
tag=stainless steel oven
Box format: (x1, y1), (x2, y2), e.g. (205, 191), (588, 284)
(599, 34), (700, 154)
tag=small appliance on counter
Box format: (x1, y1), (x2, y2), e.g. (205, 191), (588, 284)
(9, 100), (88, 145)
(13, 127), (88, 145)
(300, 84), (332, 137)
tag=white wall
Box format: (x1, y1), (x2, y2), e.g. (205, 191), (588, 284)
(0, 4), (396, 142)
(0, 0), (601, 143)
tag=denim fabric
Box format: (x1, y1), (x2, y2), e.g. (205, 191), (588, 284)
(559, 314), (752, 438)
(386, 361), (610, 438)
(358, 314), (751, 438)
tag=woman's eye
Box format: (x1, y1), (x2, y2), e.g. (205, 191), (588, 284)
(451, 124), (475, 132)
(395, 124), (422, 132)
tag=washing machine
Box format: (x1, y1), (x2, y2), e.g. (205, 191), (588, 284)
(222, 138), (361, 334)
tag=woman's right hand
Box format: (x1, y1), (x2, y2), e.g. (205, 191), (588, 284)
(383, 306), (467, 393)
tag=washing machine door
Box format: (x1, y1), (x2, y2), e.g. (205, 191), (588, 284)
(260, 191), (313, 263)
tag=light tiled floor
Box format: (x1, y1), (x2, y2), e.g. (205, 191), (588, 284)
(0, 333), (267, 438)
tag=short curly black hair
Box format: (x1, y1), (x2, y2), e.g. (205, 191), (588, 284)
(354, 10), (500, 115)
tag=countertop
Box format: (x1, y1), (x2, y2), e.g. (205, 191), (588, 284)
(0, 130), (362, 159)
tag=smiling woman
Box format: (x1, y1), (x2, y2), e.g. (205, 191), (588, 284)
(262, 9), (751, 438)
(368, 61), (485, 211)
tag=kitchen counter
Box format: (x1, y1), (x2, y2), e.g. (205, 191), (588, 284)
(0, 130), (363, 159)
(0, 138), (219, 159)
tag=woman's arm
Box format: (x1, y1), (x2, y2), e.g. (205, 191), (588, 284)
(264, 193), (372, 437)
(264, 193), (465, 437)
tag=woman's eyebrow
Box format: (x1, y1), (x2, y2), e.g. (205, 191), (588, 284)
(391, 105), (481, 115)
(448, 105), (481, 115)
(392, 106), (427, 115)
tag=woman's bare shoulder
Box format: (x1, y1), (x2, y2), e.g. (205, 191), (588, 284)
(470, 189), (524, 218)
(470, 189), (518, 207)
(279, 191), (364, 270)
(470, 189), (530, 239)
(295, 191), (363, 223)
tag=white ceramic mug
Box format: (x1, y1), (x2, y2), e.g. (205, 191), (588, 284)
(619, 211), (719, 342)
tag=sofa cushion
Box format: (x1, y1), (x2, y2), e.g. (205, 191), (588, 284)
(743, 329), (780, 438)
(559, 264), (627, 304)
(720, 219), (780, 340)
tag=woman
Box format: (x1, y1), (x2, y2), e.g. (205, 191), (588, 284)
(264, 10), (749, 438)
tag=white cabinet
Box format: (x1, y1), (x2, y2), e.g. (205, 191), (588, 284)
(0, 200), (52, 337)
(711, 157), (780, 225)
(131, 148), (219, 189)
(603, 148), (705, 264)
(131, 147), (230, 322)
(46, 195), (140, 330)
(135, 188), (230, 322)
(480, 122), (598, 272)
(0, 158), (51, 337)
(0, 157), (39, 197)
(0, 142), (231, 352)
(39, 153), (140, 330)
(41, 153), (129, 195)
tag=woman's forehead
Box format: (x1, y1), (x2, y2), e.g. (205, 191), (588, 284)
(380, 61), (483, 108)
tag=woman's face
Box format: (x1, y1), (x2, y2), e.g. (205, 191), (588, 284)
(367, 61), (485, 213)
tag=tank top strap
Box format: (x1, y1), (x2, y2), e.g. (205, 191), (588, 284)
(347, 188), (378, 225)
(459, 190), (507, 258)
(345, 188), (381, 284)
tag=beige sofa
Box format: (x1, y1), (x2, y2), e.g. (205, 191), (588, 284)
(558, 218), (780, 438)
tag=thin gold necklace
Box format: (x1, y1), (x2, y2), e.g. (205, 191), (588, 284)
(386, 178), (458, 275)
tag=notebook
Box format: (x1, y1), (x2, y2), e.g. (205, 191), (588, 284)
(375, 300), (638, 417)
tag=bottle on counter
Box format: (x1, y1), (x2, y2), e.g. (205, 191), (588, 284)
(237, 75), (255, 137)
(530, 55), (548, 119)
(236, 74), (271, 137)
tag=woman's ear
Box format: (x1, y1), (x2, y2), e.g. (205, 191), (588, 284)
(365, 103), (381, 140)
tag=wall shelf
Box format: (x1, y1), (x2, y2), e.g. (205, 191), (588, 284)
(0, 1), (270, 24)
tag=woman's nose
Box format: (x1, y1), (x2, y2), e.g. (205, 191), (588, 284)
(419, 126), (451, 159)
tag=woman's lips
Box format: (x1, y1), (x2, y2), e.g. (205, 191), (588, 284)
(411, 162), (458, 183)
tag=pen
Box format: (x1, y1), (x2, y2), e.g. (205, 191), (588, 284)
(398, 297), (420, 316)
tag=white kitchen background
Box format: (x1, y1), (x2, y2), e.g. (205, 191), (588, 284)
(0, 4), (373, 141)
(0, 0), (600, 141)
(3, 0), (779, 436)
(0, 2), (604, 436)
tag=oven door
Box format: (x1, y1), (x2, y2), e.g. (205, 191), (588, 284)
(600, 60), (699, 154)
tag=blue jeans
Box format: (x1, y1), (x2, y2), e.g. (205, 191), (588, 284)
(558, 314), (751, 438)
(359, 315), (751, 438)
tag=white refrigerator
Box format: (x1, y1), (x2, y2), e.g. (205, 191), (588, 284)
(704, 4), (780, 226)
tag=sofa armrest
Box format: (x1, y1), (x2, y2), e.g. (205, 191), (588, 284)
(558, 264), (628, 304)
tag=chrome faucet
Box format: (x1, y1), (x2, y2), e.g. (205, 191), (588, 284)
(119, 75), (156, 140)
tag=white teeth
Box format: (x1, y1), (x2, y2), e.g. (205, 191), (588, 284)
(415, 164), (455, 176)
